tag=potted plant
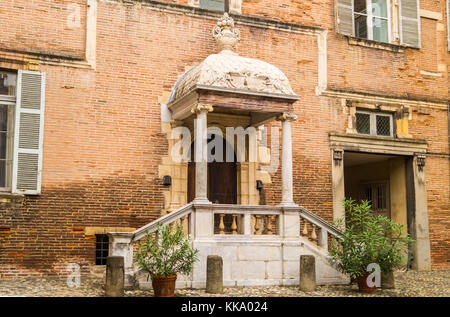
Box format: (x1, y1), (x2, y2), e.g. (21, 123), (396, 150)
(377, 216), (413, 289)
(135, 222), (199, 297)
(329, 199), (413, 293)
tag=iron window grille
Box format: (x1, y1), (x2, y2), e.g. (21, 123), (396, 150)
(95, 234), (109, 265)
(356, 110), (394, 137)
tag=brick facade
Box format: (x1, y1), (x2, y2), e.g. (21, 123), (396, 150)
(0, 0), (448, 278)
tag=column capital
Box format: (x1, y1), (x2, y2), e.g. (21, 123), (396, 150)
(191, 104), (213, 115)
(170, 119), (184, 128)
(277, 112), (298, 122)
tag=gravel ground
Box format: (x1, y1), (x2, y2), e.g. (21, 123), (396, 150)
(0, 270), (448, 297)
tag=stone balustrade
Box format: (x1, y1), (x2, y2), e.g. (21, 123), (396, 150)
(212, 205), (281, 236)
(214, 212), (279, 235)
(299, 208), (341, 251)
(108, 203), (344, 288)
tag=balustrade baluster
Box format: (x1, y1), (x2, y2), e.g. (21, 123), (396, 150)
(302, 218), (308, 237)
(219, 214), (225, 234)
(266, 215), (273, 235)
(311, 223), (317, 241)
(254, 215), (261, 235)
(231, 215), (238, 235)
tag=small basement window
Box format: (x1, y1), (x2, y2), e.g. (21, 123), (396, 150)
(95, 234), (109, 265)
(356, 110), (394, 137)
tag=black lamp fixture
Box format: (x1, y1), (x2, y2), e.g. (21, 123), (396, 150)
(256, 180), (263, 190)
(162, 175), (172, 186)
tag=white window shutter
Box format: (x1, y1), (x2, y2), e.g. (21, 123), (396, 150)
(336, 0), (354, 36)
(399, 0), (421, 47)
(12, 70), (45, 195)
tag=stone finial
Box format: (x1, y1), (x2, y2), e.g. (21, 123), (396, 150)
(212, 13), (240, 52)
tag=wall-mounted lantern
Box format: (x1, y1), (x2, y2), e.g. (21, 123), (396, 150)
(256, 180), (263, 191)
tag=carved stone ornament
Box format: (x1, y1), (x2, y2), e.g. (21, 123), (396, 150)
(212, 13), (240, 52)
(191, 104), (213, 114)
(416, 155), (426, 171)
(333, 149), (343, 161)
(277, 112), (298, 121)
(168, 13), (298, 104)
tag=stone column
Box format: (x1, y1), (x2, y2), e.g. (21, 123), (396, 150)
(411, 155), (431, 271)
(278, 113), (297, 207)
(192, 104), (213, 204)
(108, 232), (135, 288)
(331, 148), (345, 224)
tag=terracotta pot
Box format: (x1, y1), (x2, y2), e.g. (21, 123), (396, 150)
(356, 273), (377, 293)
(152, 274), (177, 297)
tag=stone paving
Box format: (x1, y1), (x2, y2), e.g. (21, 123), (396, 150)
(0, 270), (448, 297)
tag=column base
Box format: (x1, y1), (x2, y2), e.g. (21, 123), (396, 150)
(192, 198), (212, 205)
(278, 201), (299, 208)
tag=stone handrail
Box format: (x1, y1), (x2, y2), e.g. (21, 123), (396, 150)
(298, 206), (342, 250)
(132, 203), (194, 241)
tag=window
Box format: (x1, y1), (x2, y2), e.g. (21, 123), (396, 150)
(0, 71), (17, 190)
(336, 0), (421, 47)
(356, 110), (394, 137)
(354, 0), (390, 43)
(95, 234), (109, 265)
(200, 0), (225, 11)
(360, 181), (390, 218)
(0, 69), (45, 194)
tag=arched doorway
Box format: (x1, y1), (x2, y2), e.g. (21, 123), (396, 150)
(188, 134), (237, 204)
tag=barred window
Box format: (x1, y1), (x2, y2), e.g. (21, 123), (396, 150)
(95, 234), (109, 265)
(355, 110), (394, 137)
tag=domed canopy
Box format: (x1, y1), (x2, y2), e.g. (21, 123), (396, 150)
(168, 13), (299, 105)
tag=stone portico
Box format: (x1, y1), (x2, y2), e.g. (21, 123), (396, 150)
(108, 13), (348, 289)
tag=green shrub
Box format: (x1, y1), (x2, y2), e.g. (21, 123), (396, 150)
(135, 223), (199, 278)
(328, 199), (413, 279)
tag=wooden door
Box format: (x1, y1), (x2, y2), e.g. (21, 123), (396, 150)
(208, 160), (237, 204)
(187, 135), (237, 204)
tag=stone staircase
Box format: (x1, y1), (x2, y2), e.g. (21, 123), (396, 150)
(108, 203), (349, 289)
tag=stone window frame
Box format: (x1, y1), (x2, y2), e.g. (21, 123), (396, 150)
(345, 101), (411, 138)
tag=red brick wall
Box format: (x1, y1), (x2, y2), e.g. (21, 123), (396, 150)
(0, 0), (87, 58)
(0, 0), (448, 278)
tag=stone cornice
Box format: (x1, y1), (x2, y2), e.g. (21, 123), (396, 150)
(322, 88), (448, 110)
(106, 0), (325, 36)
(329, 133), (428, 156)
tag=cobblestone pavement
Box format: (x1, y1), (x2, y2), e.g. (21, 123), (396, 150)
(0, 270), (448, 297)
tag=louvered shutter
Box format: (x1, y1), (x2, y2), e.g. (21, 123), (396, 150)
(12, 70), (45, 195)
(336, 0), (354, 36)
(399, 0), (421, 47)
